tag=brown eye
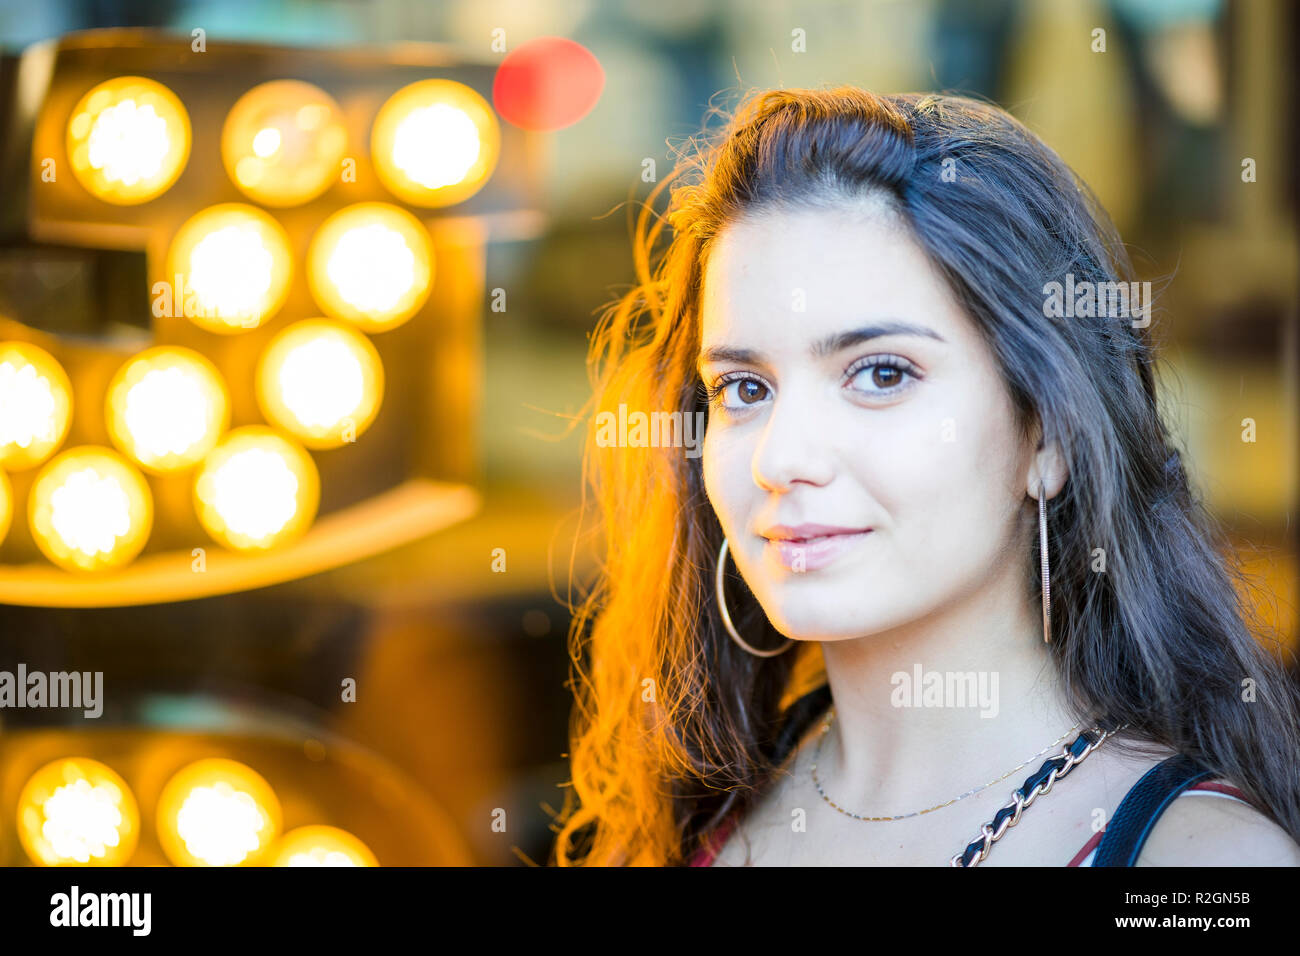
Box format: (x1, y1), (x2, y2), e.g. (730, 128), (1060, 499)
(736, 379), (767, 404)
(847, 357), (917, 396)
(707, 375), (771, 412)
(871, 366), (901, 388)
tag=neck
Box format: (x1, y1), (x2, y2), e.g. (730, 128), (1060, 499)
(815, 571), (1080, 814)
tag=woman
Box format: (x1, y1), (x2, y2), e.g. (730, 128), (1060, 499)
(551, 86), (1300, 866)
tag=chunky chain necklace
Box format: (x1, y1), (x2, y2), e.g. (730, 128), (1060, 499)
(803, 706), (1125, 865)
(951, 723), (1123, 865)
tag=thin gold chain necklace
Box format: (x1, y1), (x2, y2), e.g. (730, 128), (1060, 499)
(809, 707), (1081, 821)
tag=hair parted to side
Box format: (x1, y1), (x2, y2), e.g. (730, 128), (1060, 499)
(550, 85), (1300, 866)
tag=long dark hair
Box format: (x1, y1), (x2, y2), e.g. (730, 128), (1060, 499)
(552, 86), (1300, 865)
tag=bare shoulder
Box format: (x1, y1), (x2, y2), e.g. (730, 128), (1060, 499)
(1135, 785), (1300, 867)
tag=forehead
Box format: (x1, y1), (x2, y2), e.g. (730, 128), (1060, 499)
(699, 203), (969, 351)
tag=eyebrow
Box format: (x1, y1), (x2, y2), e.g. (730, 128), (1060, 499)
(697, 321), (947, 371)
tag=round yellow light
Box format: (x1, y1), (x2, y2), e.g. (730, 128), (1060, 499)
(166, 203), (294, 333)
(106, 346), (231, 473)
(371, 79), (500, 207)
(270, 825), (379, 866)
(256, 319), (384, 449)
(0, 467), (11, 545)
(0, 341), (73, 471)
(307, 202), (433, 332)
(29, 446), (153, 572)
(156, 758), (281, 867)
(194, 426), (319, 551)
(66, 76), (191, 204)
(222, 80), (347, 207)
(17, 758), (140, 866)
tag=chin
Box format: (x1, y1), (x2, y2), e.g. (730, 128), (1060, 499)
(754, 586), (881, 643)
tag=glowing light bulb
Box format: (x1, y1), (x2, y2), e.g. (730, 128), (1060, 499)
(370, 79), (499, 207)
(166, 203), (293, 333)
(17, 758), (139, 866)
(307, 202), (433, 332)
(106, 346), (231, 473)
(222, 80), (347, 206)
(271, 826), (379, 867)
(0, 341), (73, 471)
(66, 76), (190, 204)
(194, 426), (319, 551)
(29, 446), (153, 571)
(256, 319), (384, 448)
(157, 759), (281, 867)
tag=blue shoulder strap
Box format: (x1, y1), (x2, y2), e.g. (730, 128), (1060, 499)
(1091, 753), (1216, 866)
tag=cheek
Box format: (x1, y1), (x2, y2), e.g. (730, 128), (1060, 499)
(701, 427), (726, 503)
(846, 384), (1018, 530)
(701, 427), (750, 533)
(877, 402), (1022, 555)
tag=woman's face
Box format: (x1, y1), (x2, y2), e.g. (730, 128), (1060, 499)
(699, 199), (1039, 643)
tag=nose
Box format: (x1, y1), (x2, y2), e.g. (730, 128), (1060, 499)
(751, 387), (836, 492)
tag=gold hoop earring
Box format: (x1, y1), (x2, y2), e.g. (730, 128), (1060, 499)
(1039, 477), (1052, 644)
(715, 537), (795, 658)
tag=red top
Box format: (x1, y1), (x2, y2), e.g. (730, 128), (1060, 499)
(688, 780), (1254, 866)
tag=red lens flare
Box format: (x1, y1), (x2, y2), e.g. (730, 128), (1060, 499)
(493, 36), (604, 131)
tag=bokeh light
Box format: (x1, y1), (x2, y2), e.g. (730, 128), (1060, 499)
(370, 79), (500, 207)
(66, 75), (191, 204)
(0, 341), (73, 471)
(493, 37), (604, 131)
(166, 203), (294, 333)
(156, 758), (281, 866)
(222, 79), (347, 207)
(17, 758), (140, 866)
(270, 825), (379, 866)
(106, 346), (231, 473)
(29, 446), (153, 572)
(193, 426), (319, 551)
(256, 318), (384, 448)
(306, 202), (433, 331)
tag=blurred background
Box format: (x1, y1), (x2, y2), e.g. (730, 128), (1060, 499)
(0, 0), (1294, 867)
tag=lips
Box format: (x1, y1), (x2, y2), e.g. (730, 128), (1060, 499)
(760, 523), (872, 542)
(759, 523), (873, 572)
